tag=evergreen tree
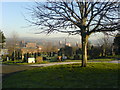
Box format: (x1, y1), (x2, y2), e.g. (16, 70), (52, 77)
(0, 30), (6, 49)
(114, 33), (120, 55)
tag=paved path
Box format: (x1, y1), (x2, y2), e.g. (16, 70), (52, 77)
(108, 60), (120, 63)
(27, 60), (119, 67)
(26, 62), (81, 67)
(88, 60), (120, 63)
(1, 60), (119, 77)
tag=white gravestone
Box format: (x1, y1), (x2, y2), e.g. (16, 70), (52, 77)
(28, 58), (35, 63)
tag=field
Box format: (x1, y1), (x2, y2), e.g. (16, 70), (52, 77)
(2, 63), (119, 88)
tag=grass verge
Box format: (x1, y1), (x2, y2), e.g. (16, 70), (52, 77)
(88, 58), (116, 62)
(1, 58), (117, 65)
(2, 63), (119, 88)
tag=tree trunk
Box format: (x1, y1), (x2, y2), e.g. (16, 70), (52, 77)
(81, 34), (89, 67)
(2, 43), (4, 49)
(111, 45), (115, 56)
(102, 45), (106, 57)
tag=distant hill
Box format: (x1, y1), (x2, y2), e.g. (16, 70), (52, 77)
(6, 36), (114, 46)
(18, 37), (81, 46)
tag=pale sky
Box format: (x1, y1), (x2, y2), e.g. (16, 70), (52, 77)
(1, 1), (84, 39)
(0, 0), (109, 42)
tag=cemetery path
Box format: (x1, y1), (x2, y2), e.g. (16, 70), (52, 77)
(26, 62), (81, 67)
(1, 60), (119, 78)
(26, 60), (119, 67)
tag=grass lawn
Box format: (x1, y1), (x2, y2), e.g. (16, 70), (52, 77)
(1, 60), (50, 65)
(88, 58), (116, 62)
(65, 58), (116, 62)
(1, 58), (117, 65)
(107, 55), (120, 59)
(2, 63), (119, 88)
(2, 65), (36, 76)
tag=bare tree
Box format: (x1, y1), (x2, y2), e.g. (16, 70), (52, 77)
(42, 42), (58, 52)
(26, 0), (120, 67)
(6, 31), (20, 56)
(97, 34), (113, 56)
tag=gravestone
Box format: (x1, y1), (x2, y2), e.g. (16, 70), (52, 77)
(36, 56), (43, 63)
(7, 57), (9, 61)
(54, 54), (58, 56)
(62, 56), (67, 59)
(58, 56), (62, 61)
(28, 58), (35, 63)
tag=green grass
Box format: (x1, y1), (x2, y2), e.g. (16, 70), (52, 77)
(3, 63), (119, 88)
(64, 58), (116, 62)
(1, 58), (117, 65)
(107, 55), (120, 58)
(89, 58), (116, 62)
(64, 60), (81, 62)
(1, 60), (50, 65)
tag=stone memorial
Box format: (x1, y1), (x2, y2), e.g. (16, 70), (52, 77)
(36, 56), (43, 63)
(28, 58), (35, 63)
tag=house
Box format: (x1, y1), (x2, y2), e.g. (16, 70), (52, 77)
(26, 43), (37, 48)
(0, 49), (8, 55)
(21, 48), (38, 54)
(0, 49), (8, 59)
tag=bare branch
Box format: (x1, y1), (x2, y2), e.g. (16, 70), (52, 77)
(26, 1), (120, 35)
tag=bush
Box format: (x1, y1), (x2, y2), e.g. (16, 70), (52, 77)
(51, 56), (58, 62)
(1, 55), (7, 61)
(74, 54), (81, 60)
(43, 57), (47, 60)
(23, 54), (27, 62)
(74, 55), (79, 60)
(67, 56), (74, 60)
(88, 46), (101, 59)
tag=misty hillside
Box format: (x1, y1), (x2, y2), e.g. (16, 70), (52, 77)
(6, 36), (114, 46)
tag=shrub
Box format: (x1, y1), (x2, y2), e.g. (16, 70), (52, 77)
(43, 57), (47, 60)
(74, 54), (80, 60)
(51, 56), (58, 62)
(88, 46), (101, 59)
(1, 55), (7, 61)
(23, 54), (27, 62)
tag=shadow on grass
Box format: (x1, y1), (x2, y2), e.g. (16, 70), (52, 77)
(2, 70), (26, 80)
(2, 63), (119, 88)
